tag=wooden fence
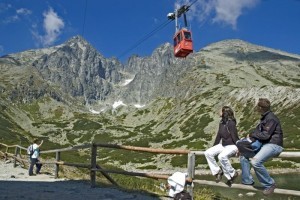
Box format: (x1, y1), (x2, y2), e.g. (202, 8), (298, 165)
(1, 142), (300, 198)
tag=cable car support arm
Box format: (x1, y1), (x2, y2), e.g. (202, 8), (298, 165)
(167, 5), (190, 32)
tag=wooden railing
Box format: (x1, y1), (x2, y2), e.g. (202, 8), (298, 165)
(1, 142), (300, 198)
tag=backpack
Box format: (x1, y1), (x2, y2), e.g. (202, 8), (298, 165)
(236, 137), (262, 158)
(174, 191), (192, 200)
(27, 145), (34, 157)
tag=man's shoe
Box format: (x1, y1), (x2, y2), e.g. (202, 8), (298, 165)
(263, 183), (276, 195)
(29, 174), (36, 176)
(215, 170), (223, 183)
(242, 182), (255, 186)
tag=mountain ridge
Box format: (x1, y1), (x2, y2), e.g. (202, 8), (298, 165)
(0, 36), (299, 163)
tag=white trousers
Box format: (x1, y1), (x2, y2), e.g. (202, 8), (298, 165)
(204, 144), (238, 180)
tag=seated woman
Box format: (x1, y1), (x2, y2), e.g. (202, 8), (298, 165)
(204, 106), (239, 186)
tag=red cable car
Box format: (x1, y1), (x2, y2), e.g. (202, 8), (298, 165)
(173, 28), (193, 58)
(168, 5), (193, 58)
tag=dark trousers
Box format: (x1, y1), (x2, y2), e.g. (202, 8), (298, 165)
(28, 157), (42, 175)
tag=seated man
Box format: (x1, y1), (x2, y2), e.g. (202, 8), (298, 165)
(240, 98), (283, 196)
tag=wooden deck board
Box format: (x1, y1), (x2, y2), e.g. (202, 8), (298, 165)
(193, 180), (300, 196)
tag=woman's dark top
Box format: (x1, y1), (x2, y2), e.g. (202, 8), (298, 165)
(213, 119), (239, 146)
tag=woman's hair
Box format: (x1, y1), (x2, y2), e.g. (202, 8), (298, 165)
(221, 106), (236, 122)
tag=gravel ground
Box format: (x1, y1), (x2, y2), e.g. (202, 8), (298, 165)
(0, 159), (170, 200)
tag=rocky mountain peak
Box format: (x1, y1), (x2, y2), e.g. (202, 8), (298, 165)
(63, 35), (99, 56)
(66, 35), (87, 44)
(1, 36), (300, 111)
(202, 39), (300, 60)
(151, 43), (173, 56)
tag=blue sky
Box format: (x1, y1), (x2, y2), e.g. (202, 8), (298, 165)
(0, 0), (300, 63)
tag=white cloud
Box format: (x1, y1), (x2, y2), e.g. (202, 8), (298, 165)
(1, 5), (31, 24)
(42, 7), (65, 46)
(212, 0), (259, 29)
(16, 8), (32, 15)
(175, 0), (260, 29)
(2, 15), (19, 24)
(32, 7), (65, 47)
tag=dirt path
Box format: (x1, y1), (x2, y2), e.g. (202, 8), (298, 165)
(0, 159), (170, 200)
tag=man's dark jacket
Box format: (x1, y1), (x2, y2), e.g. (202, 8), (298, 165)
(250, 111), (283, 147)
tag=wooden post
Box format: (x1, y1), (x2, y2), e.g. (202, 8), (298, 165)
(13, 147), (19, 168)
(187, 152), (195, 199)
(91, 143), (97, 188)
(55, 151), (61, 178)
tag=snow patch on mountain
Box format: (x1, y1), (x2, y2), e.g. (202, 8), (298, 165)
(112, 100), (127, 109)
(121, 78), (134, 86)
(134, 104), (145, 108)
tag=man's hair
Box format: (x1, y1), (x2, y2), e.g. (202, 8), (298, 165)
(33, 138), (39, 144)
(257, 98), (271, 112)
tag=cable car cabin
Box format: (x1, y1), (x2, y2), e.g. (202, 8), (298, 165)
(173, 29), (193, 58)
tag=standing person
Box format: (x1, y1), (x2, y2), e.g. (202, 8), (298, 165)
(240, 98), (283, 195)
(28, 138), (43, 176)
(204, 106), (239, 186)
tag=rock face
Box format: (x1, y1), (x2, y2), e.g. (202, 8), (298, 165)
(1, 36), (299, 108)
(120, 43), (187, 103)
(32, 36), (125, 103)
(2, 36), (123, 104)
(1, 37), (300, 133)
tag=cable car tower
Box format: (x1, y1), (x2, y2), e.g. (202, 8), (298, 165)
(168, 5), (193, 58)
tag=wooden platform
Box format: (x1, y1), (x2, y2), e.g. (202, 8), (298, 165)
(193, 180), (300, 197)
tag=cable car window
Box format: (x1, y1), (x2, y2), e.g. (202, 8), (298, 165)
(184, 32), (191, 40)
(177, 33), (182, 42)
(174, 37), (178, 47)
